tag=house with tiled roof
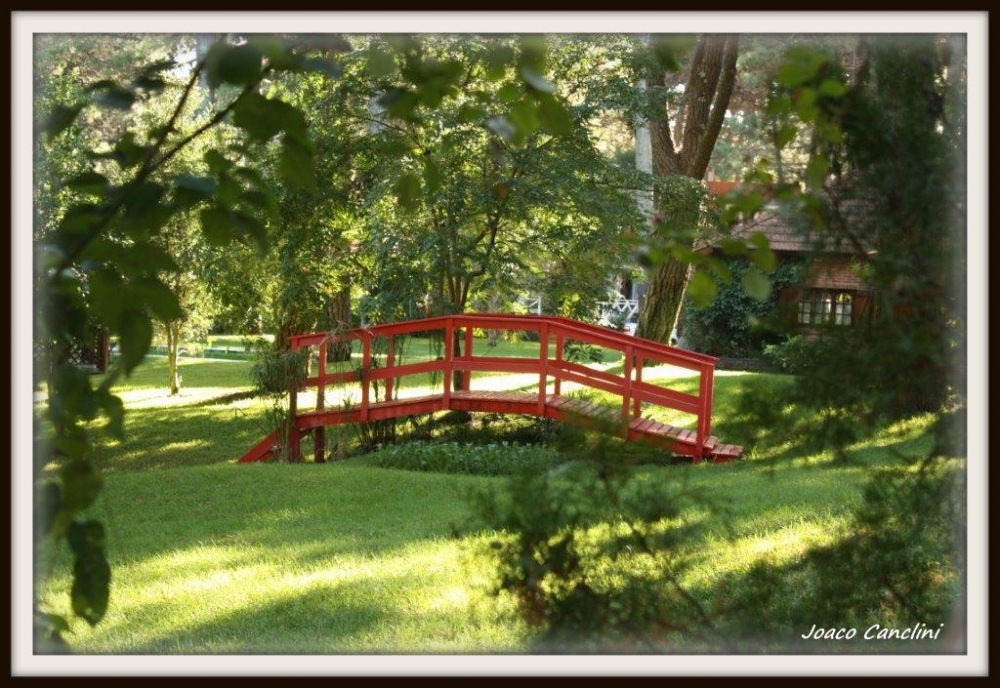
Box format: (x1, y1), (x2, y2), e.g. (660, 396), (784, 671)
(697, 183), (877, 334)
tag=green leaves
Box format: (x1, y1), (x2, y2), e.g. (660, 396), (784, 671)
(173, 175), (216, 209)
(200, 206), (238, 246)
(747, 232), (777, 272)
(366, 44), (397, 79)
(687, 270), (718, 309)
(37, 37), (327, 649)
(42, 104), (84, 138)
(805, 155), (830, 189)
(67, 520), (111, 626)
(132, 275), (183, 321)
(117, 311), (153, 374)
(200, 206), (268, 252)
(205, 42), (265, 90)
(394, 173), (422, 209)
(230, 92), (316, 192)
(89, 132), (152, 170)
(60, 461), (103, 513)
(741, 270), (772, 302)
(773, 123), (797, 148)
(484, 44), (515, 80)
(519, 66), (556, 94)
(232, 92), (308, 143)
(279, 138), (316, 192)
(535, 93), (571, 136)
(87, 79), (136, 111)
(120, 181), (168, 237)
(422, 157), (441, 195)
(649, 35), (697, 72)
(775, 45), (831, 88)
(507, 99), (542, 140)
(63, 171), (110, 197)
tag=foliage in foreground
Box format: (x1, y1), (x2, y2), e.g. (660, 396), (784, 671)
(469, 428), (964, 653)
(468, 450), (727, 653)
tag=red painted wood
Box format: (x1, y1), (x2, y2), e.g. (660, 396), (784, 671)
(238, 314), (740, 464)
(237, 429), (282, 463)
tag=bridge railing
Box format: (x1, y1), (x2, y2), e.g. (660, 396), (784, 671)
(285, 313), (718, 459)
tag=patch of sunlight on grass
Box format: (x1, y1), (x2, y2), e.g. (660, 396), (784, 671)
(150, 439), (208, 454)
(639, 363), (701, 380)
(683, 515), (853, 588)
(115, 386), (252, 409)
(851, 413), (938, 452)
(41, 533), (521, 653)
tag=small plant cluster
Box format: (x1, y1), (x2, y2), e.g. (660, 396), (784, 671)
(368, 439), (560, 477)
(762, 334), (815, 373)
(249, 348), (307, 461)
(470, 451), (725, 653)
(680, 257), (804, 358)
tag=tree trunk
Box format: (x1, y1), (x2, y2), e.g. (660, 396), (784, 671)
(166, 320), (181, 395)
(636, 258), (689, 344)
(487, 289), (501, 347)
(326, 284), (352, 362)
(636, 34), (740, 345)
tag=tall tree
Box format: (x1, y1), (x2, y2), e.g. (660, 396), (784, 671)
(33, 34), (336, 649)
(368, 35), (641, 318)
(635, 34), (740, 344)
(716, 35), (967, 643)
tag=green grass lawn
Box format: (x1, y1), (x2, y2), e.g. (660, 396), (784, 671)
(33, 349), (960, 655)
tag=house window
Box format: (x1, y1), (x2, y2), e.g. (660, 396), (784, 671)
(798, 289), (854, 326)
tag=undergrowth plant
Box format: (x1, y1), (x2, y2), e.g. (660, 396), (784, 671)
(249, 347), (307, 462)
(367, 439), (561, 477)
(467, 443), (732, 653)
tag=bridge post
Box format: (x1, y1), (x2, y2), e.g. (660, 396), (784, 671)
(622, 345), (633, 425)
(314, 342), (327, 463)
(386, 335), (395, 401)
(553, 332), (563, 397)
(538, 322), (549, 415)
(286, 341), (302, 462)
(633, 355), (643, 419)
(361, 331), (371, 421)
(443, 318), (453, 406)
(463, 326), (474, 391)
(695, 363), (714, 461)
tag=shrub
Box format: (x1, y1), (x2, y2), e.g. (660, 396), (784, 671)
(468, 453), (726, 652)
(367, 440), (561, 477)
(762, 334), (815, 373)
(680, 257), (803, 357)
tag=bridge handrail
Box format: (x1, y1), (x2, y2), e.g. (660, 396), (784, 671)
(284, 313), (717, 460)
(291, 313), (716, 370)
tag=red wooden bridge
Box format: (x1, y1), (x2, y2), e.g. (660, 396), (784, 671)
(237, 314), (742, 464)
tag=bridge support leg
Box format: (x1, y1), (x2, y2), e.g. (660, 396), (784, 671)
(314, 343), (326, 463)
(285, 351), (302, 462)
(286, 391), (301, 462)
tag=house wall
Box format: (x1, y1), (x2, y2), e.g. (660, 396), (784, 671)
(777, 253), (876, 331)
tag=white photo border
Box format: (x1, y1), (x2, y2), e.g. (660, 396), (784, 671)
(12, 11), (988, 677)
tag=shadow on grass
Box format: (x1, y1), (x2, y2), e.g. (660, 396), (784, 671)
(188, 389), (261, 408)
(70, 407), (950, 655)
(66, 464), (526, 653)
(92, 402), (274, 472)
